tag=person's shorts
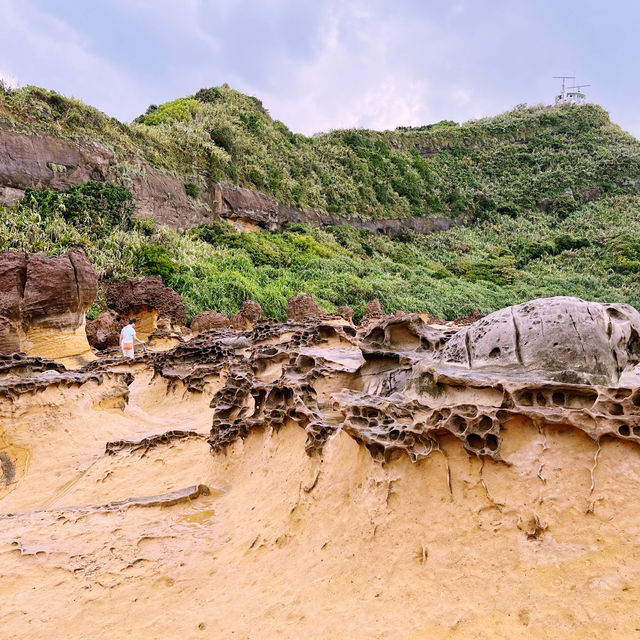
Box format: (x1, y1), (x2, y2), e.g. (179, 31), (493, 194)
(122, 344), (134, 358)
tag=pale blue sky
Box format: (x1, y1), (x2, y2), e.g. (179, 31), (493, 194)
(1, 0), (638, 136)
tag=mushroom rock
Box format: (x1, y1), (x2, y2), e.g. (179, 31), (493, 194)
(364, 299), (382, 316)
(239, 300), (262, 324)
(0, 249), (97, 367)
(337, 305), (354, 322)
(358, 298), (385, 326)
(105, 276), (186, 340)
(286, 294), (322, 322)
(86, 311), (123, 351)
(230, 300), (263, 331)
(191, 311), (230, 334)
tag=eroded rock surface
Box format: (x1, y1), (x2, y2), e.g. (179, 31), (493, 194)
(156, 296), (640, 462)
(286, 294), (323, 321)
(441, 296), (640, 385)
(3, 295), (640, 638)
(0, 249), (97, 365)
(105, 275), (186, 339)
(190, 311), (230, 334)
(86, 311), (123, 350)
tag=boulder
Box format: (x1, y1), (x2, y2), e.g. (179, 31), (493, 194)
(86, 311), (123, 350)
(365, 299), (382, 316)
(0, 249), (98, 366)
(440, 296), (640, 385)
(239, 300), (262, 324)
(287, 295), (322, 322)
(105, 276), (186, 339)
(230, 300), (263, 331)
(337, 306), (354, 321)
(191, 311), (230, 334)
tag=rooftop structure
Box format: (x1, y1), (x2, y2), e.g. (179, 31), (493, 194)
(553, 76), (590, 105)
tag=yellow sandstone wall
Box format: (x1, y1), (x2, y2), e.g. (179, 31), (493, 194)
(1, 369), (639, 639)
(25, 319), (95, 368)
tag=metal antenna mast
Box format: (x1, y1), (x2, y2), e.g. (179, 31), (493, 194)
(553, 76), (576, 94)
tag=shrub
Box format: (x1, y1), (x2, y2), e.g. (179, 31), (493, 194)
(194, 87), (223, 103)
(184, 182), (200, 198)
(21, 181), (134, 238)
(134, 244), (178, 282)
(550, 194), (580, 219)
(142, 98), (200, 125)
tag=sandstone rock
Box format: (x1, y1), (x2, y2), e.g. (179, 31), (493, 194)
(0, 316), (21, 355)
(287, 295), (322, 322)
(0, 249), (97, 366)
(364, 299), (382, 316)
(5, 296), (640, 636)
(337, 305), (354, 321)
(191, 311), (230, 334)
(105, 276), (186, 339)
(239, 300), (262, 324)
(230, 300), (263, 331)
(440, 296), (640, 385)
(0, 130), (113, 192)
(86, 312), (123, 350)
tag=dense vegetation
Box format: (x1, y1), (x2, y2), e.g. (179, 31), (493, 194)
(2, 83), (640, 221)
(1, 82), (640, 322)
(2, 181), (640, 322)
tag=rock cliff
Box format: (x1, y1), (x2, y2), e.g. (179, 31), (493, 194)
(2, 295), (640, 637)
(0, 126), (456, 235)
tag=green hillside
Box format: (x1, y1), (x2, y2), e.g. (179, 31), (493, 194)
(1, 82), (640, 321)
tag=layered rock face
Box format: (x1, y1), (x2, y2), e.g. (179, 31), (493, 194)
(4, 295), (640, 638)
(0, 249), (97, 366)
(0, 128), (457, 235)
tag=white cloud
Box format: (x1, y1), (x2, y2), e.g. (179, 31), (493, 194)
(0, 69), (20, 89)
(0, 0), (146, 120)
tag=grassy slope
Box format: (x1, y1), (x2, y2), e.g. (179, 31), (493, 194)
(1, 82), (640, 321)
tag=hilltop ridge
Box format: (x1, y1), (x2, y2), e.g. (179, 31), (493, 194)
(2, 83), (640, 222)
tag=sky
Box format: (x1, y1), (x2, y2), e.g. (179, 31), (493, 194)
(1, 0), (639, 137)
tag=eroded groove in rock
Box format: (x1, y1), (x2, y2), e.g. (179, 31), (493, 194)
(105, 430), (205, 456)
(1, 484), (211, 520)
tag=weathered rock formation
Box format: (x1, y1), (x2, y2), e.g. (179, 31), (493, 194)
(105, 275), (186, 339)
(85, 311), (123, 350)
(229, 299), (263, 331)
(0, 249), (97, 366)
(190, 310), (230, 334)
(4, 295), (640, 637)
(441, 297), (640, 385)
(286, 294), (323, 321)
(0, 127), (457, 235)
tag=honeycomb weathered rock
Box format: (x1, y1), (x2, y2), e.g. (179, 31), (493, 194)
(287, 295), (323, 321)
(143, 297), (640, 464)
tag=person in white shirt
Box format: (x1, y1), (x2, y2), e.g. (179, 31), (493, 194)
(119, 318), (145, 359)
